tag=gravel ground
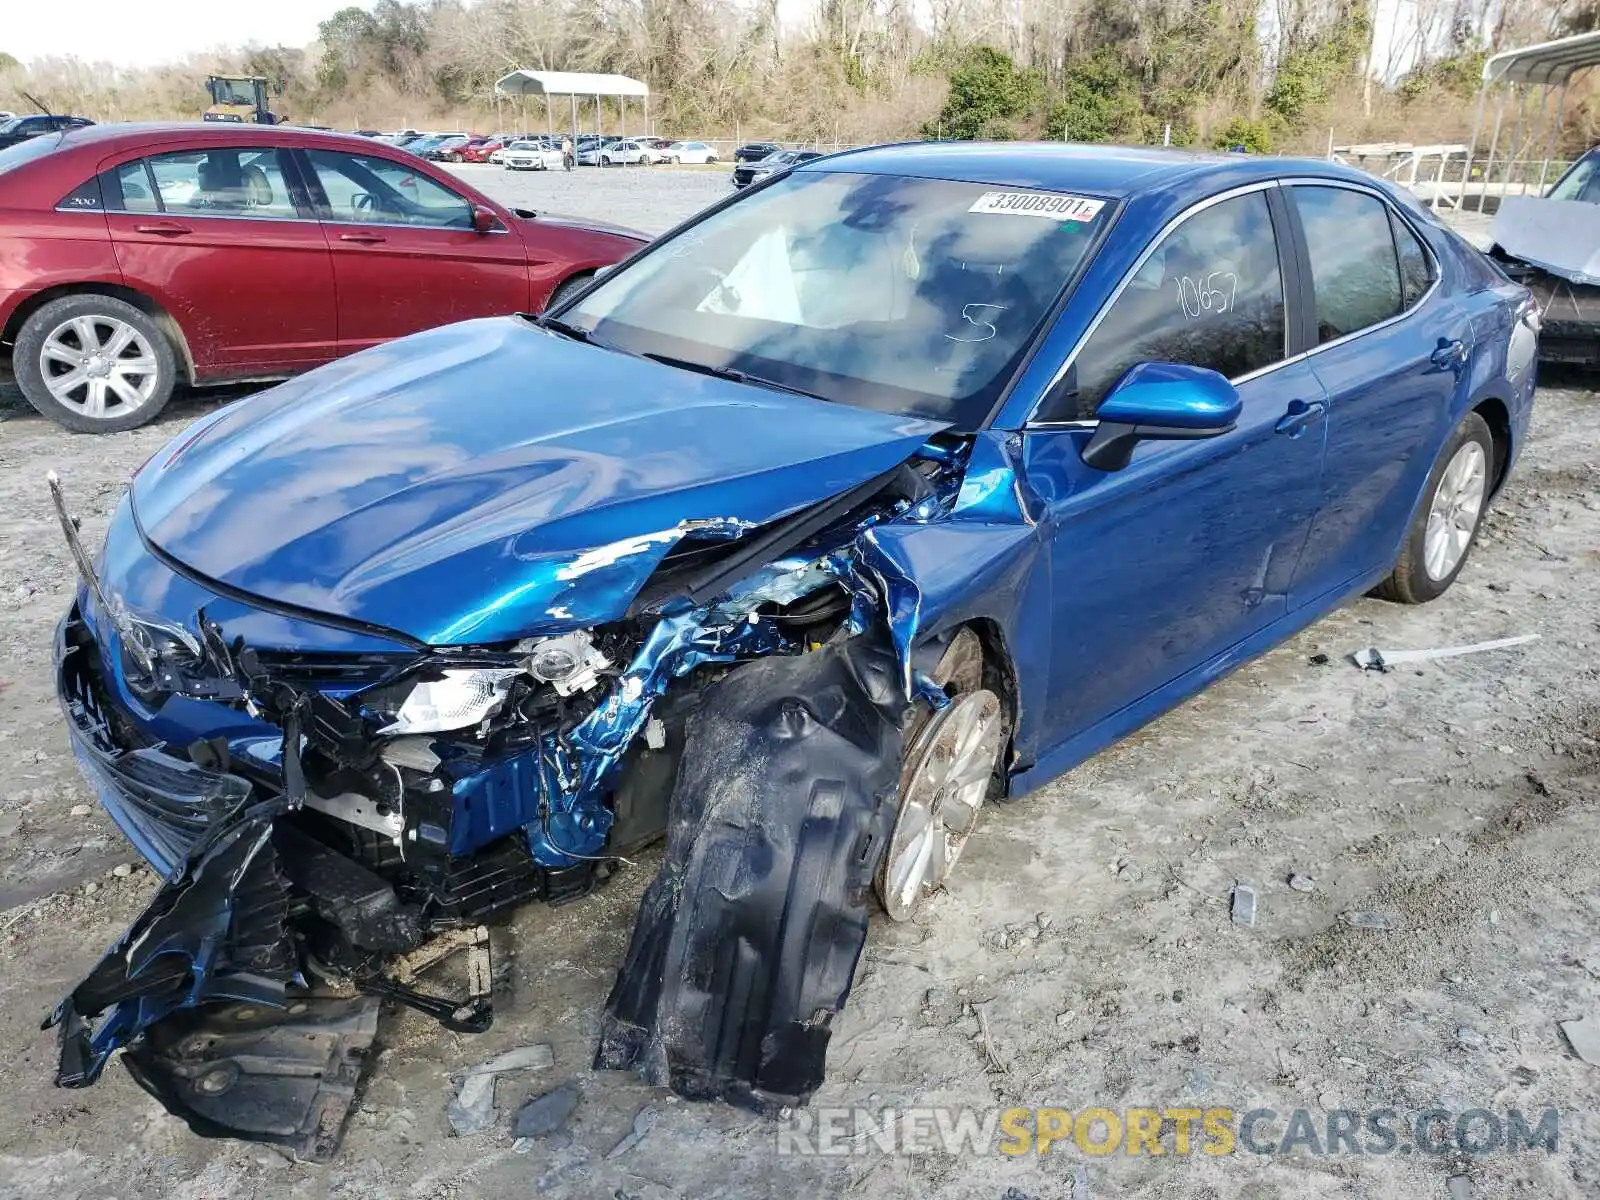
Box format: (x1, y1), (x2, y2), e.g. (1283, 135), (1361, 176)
(448, 160), (733, 235)
(1, 171), (1599, 1200)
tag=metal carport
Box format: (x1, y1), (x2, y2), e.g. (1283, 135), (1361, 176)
(1462, 31), (1600, 207)
(493, 70), (651, 146)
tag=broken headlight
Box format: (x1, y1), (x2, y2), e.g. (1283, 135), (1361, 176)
(376, 668), (522, 735)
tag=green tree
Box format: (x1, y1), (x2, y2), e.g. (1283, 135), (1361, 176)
(1211, 117), (1272, 153)
(1047, 50), (1140, 142)
(317, 7), (378, 91)
(0, 51), (19, 72)
(923, 46), (1039, 140)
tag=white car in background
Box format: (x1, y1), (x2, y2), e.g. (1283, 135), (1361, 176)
(661, 140), (719, 165)
(582, 139), (655, 167)
(501, 140), (564, 171)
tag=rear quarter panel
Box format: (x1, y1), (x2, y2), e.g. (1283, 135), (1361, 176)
(0, 208), (121, 334)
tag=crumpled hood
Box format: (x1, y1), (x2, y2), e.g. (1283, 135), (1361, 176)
(131, 318), (945, 645)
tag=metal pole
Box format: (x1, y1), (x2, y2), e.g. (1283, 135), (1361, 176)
(1479, 88), (1505, 211)
(570, 92), (577, 147)
(545, 93), (553, 136)
(1458, 82), (1489, 208)
(1539, 82), (1568, 193)
(1326, 127), (1335, 160)
(1502, 85), (1526, 196)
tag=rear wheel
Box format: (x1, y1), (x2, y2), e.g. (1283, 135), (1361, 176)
(1374, 411), (1493, 603)
(600, 155), (612, 167)
(14, 294), (178, 433)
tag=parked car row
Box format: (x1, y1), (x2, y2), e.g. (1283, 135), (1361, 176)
(0, 123), (646, 432)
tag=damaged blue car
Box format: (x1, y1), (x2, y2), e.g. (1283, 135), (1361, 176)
(47, 143), (1539, 1156)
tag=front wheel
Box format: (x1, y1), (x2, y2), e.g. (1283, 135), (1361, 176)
(1374, 411), (1494, 604)
(14, 294), (179, 433)
(600, 156), (611, 167)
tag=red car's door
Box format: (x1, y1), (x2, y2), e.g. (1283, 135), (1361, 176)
(297, 148), (532, 353)
(101, 146), (338, 378)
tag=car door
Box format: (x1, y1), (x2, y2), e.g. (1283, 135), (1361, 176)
(1281, 182), (1475, 607)
(101, 144), (338, 377)
(1019, 186), (1329, 741)
(297, 147), (532, 353)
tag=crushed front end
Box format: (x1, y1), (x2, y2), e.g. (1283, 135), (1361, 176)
(44, 436), (970, 1155)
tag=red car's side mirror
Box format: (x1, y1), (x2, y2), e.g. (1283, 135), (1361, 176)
(470, 204), (499, 234)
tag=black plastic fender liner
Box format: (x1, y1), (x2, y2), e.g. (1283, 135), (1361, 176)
(122, 993), (382, 1162)
(595, 636), (905, 1110)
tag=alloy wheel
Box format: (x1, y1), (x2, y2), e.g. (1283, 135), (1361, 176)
(878, 688), (1004, 922)
(1423, 440), (1487, 581)
(39, 314), (160, 421)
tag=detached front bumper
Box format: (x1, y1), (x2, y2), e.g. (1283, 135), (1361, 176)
(56, 607), (256, 878)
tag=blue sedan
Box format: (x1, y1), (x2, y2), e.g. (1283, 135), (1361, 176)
(45, 143), (1538, 1152)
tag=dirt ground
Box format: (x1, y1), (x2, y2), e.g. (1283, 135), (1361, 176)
(2, 229), (1599, 1196)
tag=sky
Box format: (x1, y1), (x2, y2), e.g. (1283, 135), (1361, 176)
(5, 0), (337, 68)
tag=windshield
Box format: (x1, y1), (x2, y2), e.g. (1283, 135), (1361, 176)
(209, 79), (258, 106)
(1549, 151), (1600, 203)
(557, 170), (1111, 427)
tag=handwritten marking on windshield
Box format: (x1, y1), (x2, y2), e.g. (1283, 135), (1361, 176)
(946, 303), (1005, 343)
(1177, 272), (1239, 319)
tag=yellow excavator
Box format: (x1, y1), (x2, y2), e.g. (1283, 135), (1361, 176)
(203, 75), (280, 125)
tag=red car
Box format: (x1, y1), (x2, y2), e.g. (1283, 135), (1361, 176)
(459, 138), (507, 164)
(0, 123), (645, 432)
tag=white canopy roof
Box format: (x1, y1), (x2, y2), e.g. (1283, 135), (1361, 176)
(494, 71), (649, 98)
(1483, 30), (1600, 88)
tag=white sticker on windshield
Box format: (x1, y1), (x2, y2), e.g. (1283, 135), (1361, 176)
(968, 191), (1105, 222)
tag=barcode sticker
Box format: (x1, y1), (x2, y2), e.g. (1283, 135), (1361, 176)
(968, 191), (1106, 221)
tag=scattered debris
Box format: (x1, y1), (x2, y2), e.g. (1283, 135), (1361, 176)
(974, 1003), (1009, 1073)
(1287, 873), (1316, 893)
(464, 1044), (554, 1076)
(1349, 633), (1539, 672)
(68, 804), (91, 818)
(1340, 910), (1399, 931)
(1455, 1026), (1486, 1050)
(446, 1042), (555, 1136)
(1115, 857), (1143, 883)
(109, 864), (132, 879)
(447, 1071), (498, 1137)
(1308, 652), (1331, 665)
(1559, 1015), (1600, 1067)
(1511, 1065), (1540, 1086)
(605, 1104), (658, 1159)
(1447, 1174), (1475, 1200)
(1230, 881), (1257, 927)
(514, 1081), (581, 1140)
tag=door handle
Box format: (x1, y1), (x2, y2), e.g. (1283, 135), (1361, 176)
(1431, 338), (1467, 370)
(339, 231), (387, 244)
(1274, 398), (1328, 437)
(133, 221), (191, 236)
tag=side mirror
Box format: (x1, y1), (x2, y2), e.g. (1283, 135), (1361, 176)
(1081, 362), (1241, 472)
(470, 204), (499, 234)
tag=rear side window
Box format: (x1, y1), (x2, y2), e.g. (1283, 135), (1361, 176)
(1071, 190), (1286, 413)
(1390, 211), (1434, 309)
(1292, 186), (1402, 343)
(108, 149), (300, 219)
(58, 176), (103, 210)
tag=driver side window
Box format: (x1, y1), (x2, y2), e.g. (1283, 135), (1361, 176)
(1069, 191), (1286, 416)
(304, 150), (473, 229)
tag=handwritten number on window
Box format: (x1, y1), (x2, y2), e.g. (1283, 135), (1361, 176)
(1176, 273), (1238, 319)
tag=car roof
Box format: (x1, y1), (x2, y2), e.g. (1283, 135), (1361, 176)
(44, 122), (410, 157)
(801, 141), (1370, 198)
